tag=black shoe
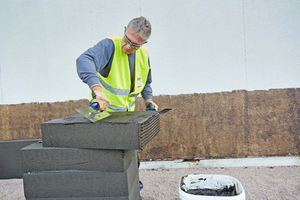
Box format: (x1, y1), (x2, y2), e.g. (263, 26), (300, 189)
(140, 194), (143, 200)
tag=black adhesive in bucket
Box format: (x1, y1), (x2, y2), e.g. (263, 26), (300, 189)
(185, 185), (237, 196)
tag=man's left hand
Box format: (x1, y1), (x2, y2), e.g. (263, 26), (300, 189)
(145, 99), (158, 111)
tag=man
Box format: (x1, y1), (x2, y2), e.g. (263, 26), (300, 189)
(76, 16), (157, 199)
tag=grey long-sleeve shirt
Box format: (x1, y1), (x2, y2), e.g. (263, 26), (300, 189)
(76, 38), (153, 101)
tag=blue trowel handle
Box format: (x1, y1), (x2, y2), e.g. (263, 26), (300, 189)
(90, 102), (100, 110)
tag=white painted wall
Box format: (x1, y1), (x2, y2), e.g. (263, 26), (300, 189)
(0, 0), (299, 104)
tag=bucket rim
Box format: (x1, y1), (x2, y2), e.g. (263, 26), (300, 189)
(179, 174), (246, 198)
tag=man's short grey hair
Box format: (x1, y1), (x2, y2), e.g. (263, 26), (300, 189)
(127, 16), (151, 41)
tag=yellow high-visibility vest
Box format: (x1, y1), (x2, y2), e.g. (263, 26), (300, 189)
(89, 36), (149, 112)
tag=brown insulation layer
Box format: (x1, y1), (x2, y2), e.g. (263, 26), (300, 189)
(1, 88), (299, 159)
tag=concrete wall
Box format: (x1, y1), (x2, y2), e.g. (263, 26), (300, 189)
(0, 0), (299, 104)
(1, 88), (299, 159)
(1, 1), (299, 159)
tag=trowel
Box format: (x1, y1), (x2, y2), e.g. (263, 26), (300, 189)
(145, 101), (172, 114)
(76, 102), (111, 122)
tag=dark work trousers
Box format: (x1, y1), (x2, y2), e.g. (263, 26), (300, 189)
(137, 154), (143, 190)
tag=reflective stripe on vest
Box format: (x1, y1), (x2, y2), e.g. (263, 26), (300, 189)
(89, 35), (149, 112)
(108, 104), (127, 112)
(99, 77), (129, 96)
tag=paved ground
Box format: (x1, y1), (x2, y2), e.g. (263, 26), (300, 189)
(140, 166), (300, 200)
(1, 166), (300, 200)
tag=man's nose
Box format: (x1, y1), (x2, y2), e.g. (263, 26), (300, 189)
(125, 43), (134, 50)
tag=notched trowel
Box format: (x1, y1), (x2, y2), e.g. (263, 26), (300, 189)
(145, 101), (172, 114)
(76, 102), (111, 122)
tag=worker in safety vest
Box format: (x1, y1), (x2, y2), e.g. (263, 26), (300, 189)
(76, 16), (157, 198)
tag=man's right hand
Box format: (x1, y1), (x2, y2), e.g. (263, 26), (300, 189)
(91, 84), (109, 111)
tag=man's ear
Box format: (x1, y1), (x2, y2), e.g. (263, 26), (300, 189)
(144, 41), (148, 44)
(124, 26), (127, 32)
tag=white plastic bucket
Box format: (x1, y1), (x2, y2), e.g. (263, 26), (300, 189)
(179, 174), (246, 200)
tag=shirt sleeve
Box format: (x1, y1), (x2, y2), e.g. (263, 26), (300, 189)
(141, 58), (153, 101)
(76, 39), (114, 88)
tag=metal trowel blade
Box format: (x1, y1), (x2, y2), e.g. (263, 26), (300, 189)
(75, 106), (111, 122)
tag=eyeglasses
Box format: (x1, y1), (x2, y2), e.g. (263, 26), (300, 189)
(123, 31), (144, 50)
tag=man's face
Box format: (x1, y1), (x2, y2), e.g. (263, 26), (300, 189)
(122, 27), (147, 54)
